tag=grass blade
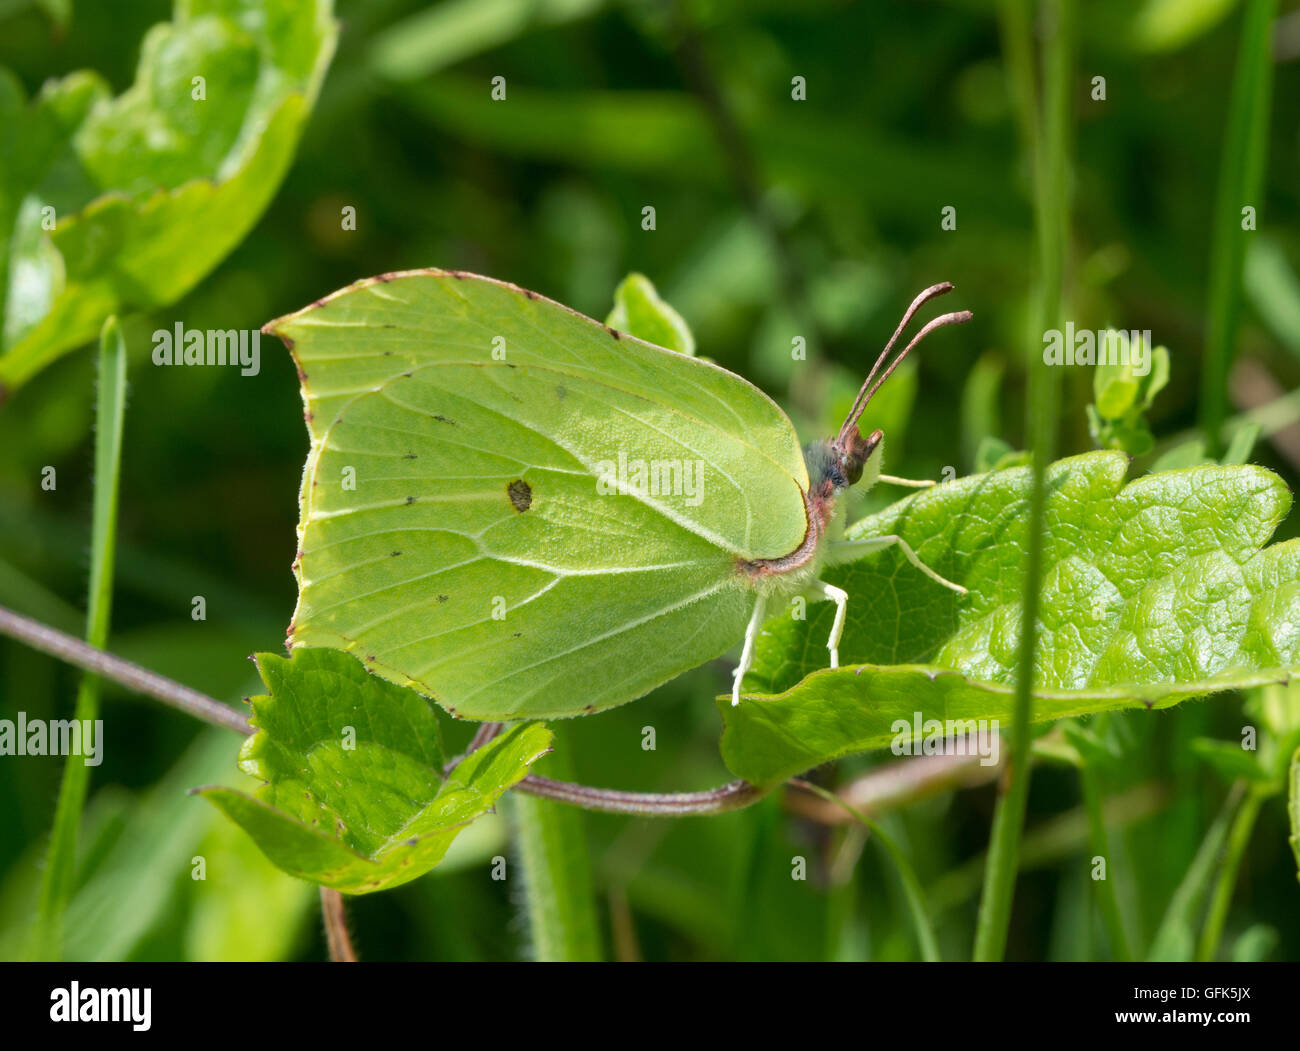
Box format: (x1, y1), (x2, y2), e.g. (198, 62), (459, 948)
(1198, 0), (1277, 453)
(975, 0), (1073, 961)
(792, 779), (941, 962)
(511, 746), (603, 961)
(28, 316), (127, 960)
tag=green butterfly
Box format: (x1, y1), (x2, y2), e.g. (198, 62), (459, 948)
(265, 273), (970, 720)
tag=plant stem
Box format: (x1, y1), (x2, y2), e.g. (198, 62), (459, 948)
(320, 888), (358, 962)
(1148, 782), (1244, 961)
(0, 602), (1010, 823)
(786, 746), (1003, 824)
(1196, 785), (1265, 961)
(1199, 0), (1278, 453)
(1078, 752), (1131, 960)
(790, 779), (941, 962)
(0, 602), (252, 735)
(29, 319), (127, 961)
(520, 774), (763, 815)
(974, 0), (1072, 962)
(0, 601), (765, 815)
(512, 745), (604, 961)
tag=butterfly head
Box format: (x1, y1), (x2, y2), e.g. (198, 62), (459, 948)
(806, 426), (883, 497)
(805, 282), (971, 506)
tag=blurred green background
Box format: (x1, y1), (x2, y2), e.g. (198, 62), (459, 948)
(1, 0), (1298, 961)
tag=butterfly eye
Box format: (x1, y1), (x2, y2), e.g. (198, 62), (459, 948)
(842, 453), (863, 487)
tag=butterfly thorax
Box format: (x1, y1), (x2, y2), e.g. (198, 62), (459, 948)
(735, 427), (883, 595)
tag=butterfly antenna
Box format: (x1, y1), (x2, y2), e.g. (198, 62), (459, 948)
(838, 283), (971, 443)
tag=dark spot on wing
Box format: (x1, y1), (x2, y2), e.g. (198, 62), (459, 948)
(437, 595), (448, 603)
(512, 632), (522, 638)
(403, 452), (417, 459)
(391, 551), (402, 557)
(433, 414), (456, 425)
(383, 323), (396, 329)
(507, 479), (532, 512)
(405, 495), (416, 505)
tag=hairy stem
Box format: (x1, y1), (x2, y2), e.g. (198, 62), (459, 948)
(0, 602), (763, 816)
(320, 888), (358, 962)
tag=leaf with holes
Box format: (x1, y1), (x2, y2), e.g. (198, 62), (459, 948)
(723, 452), (1300, 785)
(197, 647), (552, 893)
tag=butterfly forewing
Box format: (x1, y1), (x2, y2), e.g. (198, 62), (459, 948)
(269, 270), (811, 719)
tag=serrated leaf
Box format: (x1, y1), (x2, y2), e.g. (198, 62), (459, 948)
(605, 271), (695, 355)
(0, 0), (336, 392)
(723, 452), (1300, 785)
(198, 647), (552, 893)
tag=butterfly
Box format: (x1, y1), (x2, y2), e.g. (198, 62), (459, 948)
(265, 273), (970, 720)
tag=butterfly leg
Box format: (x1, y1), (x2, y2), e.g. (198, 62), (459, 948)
(817, 580), (849, 669)
(828, 535), (967, 595)
(731, 595), (767, 707)
(878, 474), (935, 488)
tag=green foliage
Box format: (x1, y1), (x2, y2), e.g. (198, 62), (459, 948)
(4, 0), (1299, 964)
(0, 0), (336, 392)
(724, 452), (1300, 785)
(199, 648), (552, 892)
(606, 271), (696, 355)
(1086, 337), (1169, 455)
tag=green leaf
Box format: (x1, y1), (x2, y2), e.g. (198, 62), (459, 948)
(974, 435), (1029, 473)
(1190, 738), (1272, 786)
(198, 647), (552, 893)
(1088, 339), (1168, 456)
(723, 451), (1300, 785)
(0, 0), (337, 392)
(1220, 421), (1260, 465)
(605, 272), (695, 355)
